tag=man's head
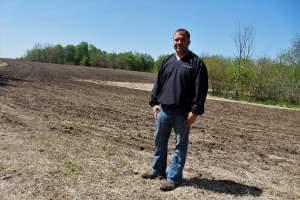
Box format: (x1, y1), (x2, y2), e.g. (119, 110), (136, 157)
(173, 29), (190, 57)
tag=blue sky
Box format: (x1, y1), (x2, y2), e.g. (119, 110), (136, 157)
(0, 0), (299, 59)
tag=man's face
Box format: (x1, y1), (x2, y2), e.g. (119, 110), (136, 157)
(173, 31), (190, 55)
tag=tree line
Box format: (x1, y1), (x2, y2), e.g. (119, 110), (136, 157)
(23, 36), (299, 106)
(204, 35), (299, 105)
(23, 42), (158, 72)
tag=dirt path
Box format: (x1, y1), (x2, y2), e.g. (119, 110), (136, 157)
(78, 79), (299, 111)
(0, 61), (8, 67)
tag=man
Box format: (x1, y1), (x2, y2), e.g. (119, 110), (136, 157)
(142, 29), (208, 191)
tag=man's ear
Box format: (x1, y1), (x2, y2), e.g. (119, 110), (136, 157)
(188, 40), (191, 46)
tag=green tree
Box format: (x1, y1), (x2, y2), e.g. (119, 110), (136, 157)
(234, 25), (255, 98)
(75, 42), (89, 65)
(64, 44), (76, 64)
(153, 55), (167, 73)
(54, 44), (64, 64)
(204, 55), (234, 95)
(278, 35), (300, 103)
(24, 43), (45, 62)
(140, 53), (154, 72)
(107, 52), (120, 69)
(44, 45), (57, 63)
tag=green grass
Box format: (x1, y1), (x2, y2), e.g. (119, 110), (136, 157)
(104, 146), (115, 157)
(63, 160), (82, 176)
(116, 159), (128, 168)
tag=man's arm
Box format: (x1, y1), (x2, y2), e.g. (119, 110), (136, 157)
(185, 59), (208, 126)
(149, 56), (170, 107)
(150, 69), (163, 119)
(149, 71), (162, 107)
(190, 59), (208, 115)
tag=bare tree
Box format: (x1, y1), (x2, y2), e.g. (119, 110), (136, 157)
(234, 25), (255, 98)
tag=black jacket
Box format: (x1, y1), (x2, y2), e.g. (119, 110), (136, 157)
(150, 51), (208, 115)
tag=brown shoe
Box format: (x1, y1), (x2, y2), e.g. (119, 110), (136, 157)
(141, 172), (165, 179)
(160, 181), (177, 191)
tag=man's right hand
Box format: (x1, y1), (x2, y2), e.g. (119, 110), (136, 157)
(152, 105), (160, 119)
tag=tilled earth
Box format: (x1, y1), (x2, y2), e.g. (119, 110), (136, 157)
(0, 59), (299, 200)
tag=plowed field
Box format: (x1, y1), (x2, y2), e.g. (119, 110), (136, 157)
(0, 59), (299, 200)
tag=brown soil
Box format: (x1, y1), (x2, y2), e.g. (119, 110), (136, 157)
(0, 59), (299, 200)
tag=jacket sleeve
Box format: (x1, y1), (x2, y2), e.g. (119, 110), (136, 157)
(149, 58), (167, 107)
(191, 59), (208, 115)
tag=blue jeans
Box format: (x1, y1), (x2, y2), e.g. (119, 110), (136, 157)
(152, 105), (190, 184)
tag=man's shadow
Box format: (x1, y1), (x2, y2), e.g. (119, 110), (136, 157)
(182, 177), (262, 197)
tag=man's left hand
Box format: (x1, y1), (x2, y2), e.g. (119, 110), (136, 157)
(184, 112), (198, 126)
